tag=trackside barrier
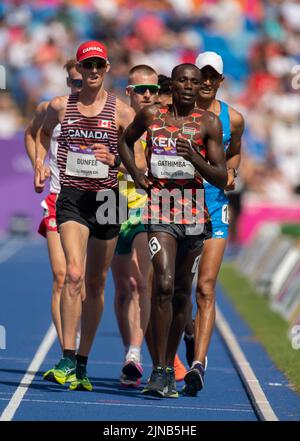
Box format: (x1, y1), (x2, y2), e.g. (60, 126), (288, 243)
(235, 223), (300, 344)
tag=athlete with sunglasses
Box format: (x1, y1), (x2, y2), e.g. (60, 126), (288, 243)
(25, 60), (83, 364)
(112, 65), (158, 388)
(35, 41), (143, 392)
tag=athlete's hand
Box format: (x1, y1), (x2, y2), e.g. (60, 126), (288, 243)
(132, 170), (150, 191)
(225, 168), (235, 191)
(176, 134), (195, 161)
(92, 143), (115, 166)
(34, 159), (50, 193)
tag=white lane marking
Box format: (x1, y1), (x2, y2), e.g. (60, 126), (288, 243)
(216, 305), (278, 421)
(0, 238), (25, 263)
(0, 323), (56, 421)
(0, 397), (254, 413)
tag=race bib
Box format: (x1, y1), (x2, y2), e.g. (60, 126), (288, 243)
(148, 237), (161, 259)
(66, 149), (108, 179)
(150, 154), (195, 180)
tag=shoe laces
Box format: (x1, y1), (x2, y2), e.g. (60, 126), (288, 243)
(55, 357), (75, 371)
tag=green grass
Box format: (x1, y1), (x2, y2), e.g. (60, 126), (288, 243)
(219, 263), (300, 394)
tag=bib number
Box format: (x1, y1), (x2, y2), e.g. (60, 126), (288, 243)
(151, 154), (195, 179)
(222, 204), (229, 224)
(148, 237), (161, 259)
(66, 151), (109, 179)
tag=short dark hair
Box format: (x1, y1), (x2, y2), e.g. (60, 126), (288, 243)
(128, 65), (157, 84)
(158, 74), (172, 96)
(64, 59), (77, 74)
(171, 63), (200, 80)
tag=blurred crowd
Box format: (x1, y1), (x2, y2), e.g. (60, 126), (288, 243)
(0, 0), (300, 199)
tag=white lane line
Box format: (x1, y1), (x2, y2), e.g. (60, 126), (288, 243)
(0, 397), (254, 413)
(0, 323), (56, 421)
(0, 238), (25, 263)
(216, 305), (278, 421)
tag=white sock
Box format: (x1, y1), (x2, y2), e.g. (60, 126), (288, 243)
(192, 360), (204, 369)
(124, 345), (129, 359)
(126, 346), (141, 363)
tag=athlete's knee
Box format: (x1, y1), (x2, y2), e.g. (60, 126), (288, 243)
(173, 288), (190, 311)
(196, 276), (216, 305)
(154, 275), (173, 300)
(52, 268), (66, 293)
(115, 279), (132, 305)
(135, 276), (149, 298)
(65, 264), (84, 294)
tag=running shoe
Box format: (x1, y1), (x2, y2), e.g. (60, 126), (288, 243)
(174, 354), (187, 381)
(184, 335), (195, 367)
(182, 362), (205, 396)
(122, 358), (143, 380)
(165, 367), (179, 398)
(69, 363), (92, 391)
(141, 366), (167, 398)
(43, 357), (76, 385)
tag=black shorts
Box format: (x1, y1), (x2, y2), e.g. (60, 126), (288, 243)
(56, 186), (120, 240)
(147, 222), (212, 255)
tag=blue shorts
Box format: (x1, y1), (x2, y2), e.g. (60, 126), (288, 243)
(204, 184), (229, 240)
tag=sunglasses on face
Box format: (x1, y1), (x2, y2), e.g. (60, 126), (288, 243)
(128, 84), (160, 95)
(80, 60), (107, 70)
(68, 78), (83, 88)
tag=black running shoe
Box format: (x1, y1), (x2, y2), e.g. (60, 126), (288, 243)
(165, 367), (179, 398)
(184, 335), (195, 368)
(183, 362), (205, 396)
(141, 367), (166, 398)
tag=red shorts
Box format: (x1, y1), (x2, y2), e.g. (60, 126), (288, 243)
(38, 193), (58, 238)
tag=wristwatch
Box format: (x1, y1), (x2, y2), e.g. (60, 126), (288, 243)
(114, 155), (122, 167)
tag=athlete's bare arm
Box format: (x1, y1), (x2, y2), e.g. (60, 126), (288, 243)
(225, 108), (244, 190)
(24, 101), (48, 168)
(92, 98), (147, 171)
(176, 111), (227, 189)
(115, 98), (147, 172)
(34, 96), (67, 193)
(119, 105), (157, 190)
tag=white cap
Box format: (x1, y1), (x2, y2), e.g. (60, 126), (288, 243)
(195, 51), (223, 74)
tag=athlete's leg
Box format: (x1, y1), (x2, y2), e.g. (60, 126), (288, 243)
(78, 235), (118, 357)
(194, 238), (227, 364)
(46, 230), (66, 350)
(59, 221), (89, 351)
(144, 266), (155, 362)
(112, 254), (132, 350)
(184, 303), (194, 336)
(113, 232), (151, 350)
(113, 232), (151, 385)
(166, 244), (203, 367)
(149, 232), (177, 368)
(129, 232), (151, 346)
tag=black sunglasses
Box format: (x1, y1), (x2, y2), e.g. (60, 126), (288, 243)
(68, 78), (83, 88)
(80, 60), (107, 70)
(128, 84), (160, 95)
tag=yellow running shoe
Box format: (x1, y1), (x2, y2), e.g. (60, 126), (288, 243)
(43, 357), (76, 385)
(69, 363), (92, 391)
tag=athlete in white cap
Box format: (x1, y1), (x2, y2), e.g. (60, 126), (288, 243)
(183, 51), (244, 396)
